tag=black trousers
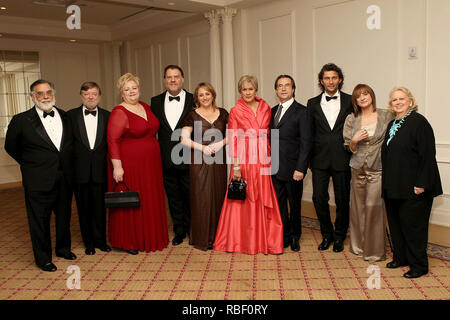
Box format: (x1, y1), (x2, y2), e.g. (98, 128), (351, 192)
(163, 167), (190, 237)
(272, 175), (303, 242)
(312, 168), (351, 241)
(74, 181), (107, 249)
(384, 197), (433, 273)
(24, 171), (72, 267)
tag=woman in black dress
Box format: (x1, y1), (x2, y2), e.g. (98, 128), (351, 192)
(381, 87), (442, 278)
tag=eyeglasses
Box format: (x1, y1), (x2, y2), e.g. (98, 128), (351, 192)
(32, 90), (54, 98)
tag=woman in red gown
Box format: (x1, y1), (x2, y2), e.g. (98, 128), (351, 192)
(213, 75), (283, 255)
(107, 73), (168, 254)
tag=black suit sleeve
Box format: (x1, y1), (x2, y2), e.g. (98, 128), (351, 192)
(296, 108), (313, 174)
(4, 115), (23, 164)
(415, 118), (438, 191)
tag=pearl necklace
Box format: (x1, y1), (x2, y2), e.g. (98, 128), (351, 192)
(386, 109), (413, 146)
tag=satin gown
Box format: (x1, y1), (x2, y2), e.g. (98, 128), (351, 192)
(213, 97), (284, 255)
(107, 102), (168, 252)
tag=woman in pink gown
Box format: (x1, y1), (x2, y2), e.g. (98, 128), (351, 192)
(107, 73), (168, 254)
(213, 75), (283, 255)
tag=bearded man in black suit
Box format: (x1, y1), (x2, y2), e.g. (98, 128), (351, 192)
(306, 63), (353, 253)
(67, 82), (111, 255)
(5, 79), (76, 272)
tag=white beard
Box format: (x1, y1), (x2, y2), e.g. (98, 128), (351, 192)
(35, 98), (56, 112)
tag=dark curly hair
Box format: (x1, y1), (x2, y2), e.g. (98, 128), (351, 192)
(318, 63), (344, 92)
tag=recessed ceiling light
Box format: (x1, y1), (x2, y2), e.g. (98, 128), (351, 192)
(69, 39), (77, 42)
(0, 6), (7, 10)
(168, 2), (175, 5)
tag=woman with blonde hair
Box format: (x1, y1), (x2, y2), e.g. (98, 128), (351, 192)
(343, 84), (393, 262)
(213, 75), (283, 255)
(180, 82), (228, 251)
(107, 73), (168, 254)
(381, 87), (442, 278)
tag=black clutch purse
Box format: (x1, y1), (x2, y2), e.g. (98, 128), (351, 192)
(105, 181), (140, 208)
(227, 178), (247, 200)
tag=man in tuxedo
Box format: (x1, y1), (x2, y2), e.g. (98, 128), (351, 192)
(271, 75), (313, 252)
(5, 79), (76, 272)
(67, 82), (111, 255)
(306, 63), (353, 253)
(150, 65), (194, 246)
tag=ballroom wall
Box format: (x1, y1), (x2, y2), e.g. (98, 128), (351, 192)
(1, 0), (449, 226)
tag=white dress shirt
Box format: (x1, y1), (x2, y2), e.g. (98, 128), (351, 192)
(320, 91), (341, 130)
(277, 97), (295, 122)
(83, 106), (98, 150)
(164, 90), (186, 131)
(36, 106), (63, 151)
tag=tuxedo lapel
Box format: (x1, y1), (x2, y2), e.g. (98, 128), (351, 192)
(174, 90), (192, 129)
(333, 94), (350, 132)
(76, 107), (90, 149)
(276, 101), (297, 128)
(93, 109), (104, 150)
(27, 107), (58, 151)
(158, 92), (172, 131)
(57, 107), (69, 152)
(314, 95), (332, 132)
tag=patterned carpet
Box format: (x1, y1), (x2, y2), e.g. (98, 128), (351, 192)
(0, 188), (448, 300)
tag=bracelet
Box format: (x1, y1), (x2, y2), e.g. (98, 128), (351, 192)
(233, 166), (241, 171)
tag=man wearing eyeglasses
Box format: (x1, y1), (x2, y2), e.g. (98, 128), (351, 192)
(5, 79), (76, 272)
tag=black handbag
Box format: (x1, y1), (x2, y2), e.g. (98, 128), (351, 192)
(227, 178), (247, 200)
(105, 181), (140, 208)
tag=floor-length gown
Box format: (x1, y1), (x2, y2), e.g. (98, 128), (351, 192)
(183, 108), (229, 251)
(213, 97), (284, 255)
(107, 102), (168, 252)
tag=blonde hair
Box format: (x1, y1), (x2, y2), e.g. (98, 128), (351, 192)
(117, 73), (140, 92)
(238, 75), (258, 93)
(387, 86), (419, 112)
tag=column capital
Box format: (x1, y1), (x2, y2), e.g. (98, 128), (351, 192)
(204, 10), (220, 27)
(218, 7), (237, 23)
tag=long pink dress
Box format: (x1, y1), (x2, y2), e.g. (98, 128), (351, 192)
(213, 97), (283, 254)
(107, 102), (168, 252)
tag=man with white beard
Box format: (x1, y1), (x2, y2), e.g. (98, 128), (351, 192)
(5, 79), (76, 272)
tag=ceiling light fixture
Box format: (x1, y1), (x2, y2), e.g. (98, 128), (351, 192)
(0, 6), (7, 10)
(69, 39), (77, 42)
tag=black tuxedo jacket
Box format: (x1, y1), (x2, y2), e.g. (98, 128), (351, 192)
(306, 92), (353, 171)
(270, 100), (313, 181)
(4, 106), (74, 192)
(67, 106), (110, 184)
(150, 90), (194, 170)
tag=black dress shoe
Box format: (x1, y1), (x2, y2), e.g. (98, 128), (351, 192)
(125, 249), (139, 255)
(290, 238), (300, 252)
(318, 238), (334, 251)
(283, 240), (289, 249)
(39, 262), (57, 272)
(56, 252), (77, 260)
(85, 248), (96, 255)
(333, 239), (344, 253)
(172, 235), (185, 246)
(97, 245), (112, 252)
(386, 260), (408, 269)
(403, 270), (428, 279)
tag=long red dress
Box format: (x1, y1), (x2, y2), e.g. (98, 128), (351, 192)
(213, 97), (283, 254)
(107, 102), (168, 252)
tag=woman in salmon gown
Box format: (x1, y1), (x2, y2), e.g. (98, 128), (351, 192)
(107, 73), (168, 254)
(213, 75), (284, 255)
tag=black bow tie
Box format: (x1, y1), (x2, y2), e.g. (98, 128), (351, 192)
(84, 109), (97, 116)
(326, 96), (338, 102)
(43, 110), (55, 118)
(169, 96), (180, 102)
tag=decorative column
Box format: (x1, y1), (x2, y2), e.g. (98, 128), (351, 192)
(218, 7), (237, 110)
(111, 41), (123, 84)
(204, 10), (223, 107)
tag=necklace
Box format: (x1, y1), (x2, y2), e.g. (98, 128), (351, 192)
(386, 109), (413, 146)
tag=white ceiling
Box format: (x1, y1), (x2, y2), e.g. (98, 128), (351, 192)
(0, 0), (264, 26)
